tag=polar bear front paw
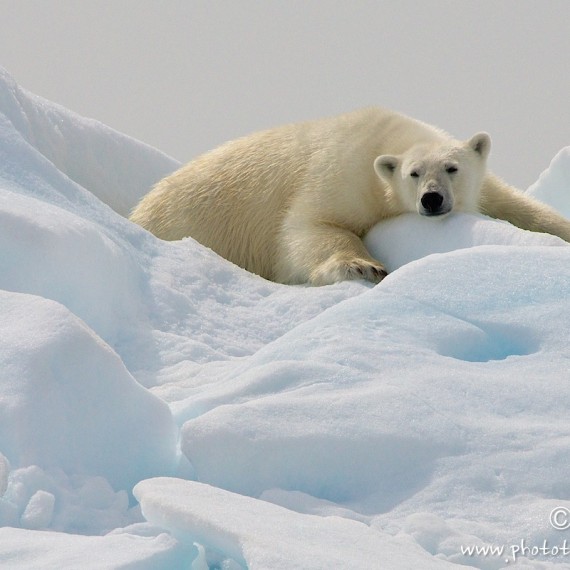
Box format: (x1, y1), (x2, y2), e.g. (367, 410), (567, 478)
(310, 256), (387, 286)
(345, 259), (388, 283)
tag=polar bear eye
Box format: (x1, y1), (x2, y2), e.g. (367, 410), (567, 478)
(410, 170), (420, 178)
(446, 165), (458, 174)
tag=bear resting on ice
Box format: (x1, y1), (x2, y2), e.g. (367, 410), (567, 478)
(130, 107), (570, 285)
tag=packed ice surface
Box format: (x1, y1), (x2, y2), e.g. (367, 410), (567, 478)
(1, 66), (570, 568)
(134, 478), (460, 569)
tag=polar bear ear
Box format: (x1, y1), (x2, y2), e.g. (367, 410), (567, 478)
(467, 132), (491, 160)
(374, 155), (399, 180)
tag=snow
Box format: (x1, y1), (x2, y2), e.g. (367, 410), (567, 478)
(363, 211), (566, 273)
(134, 478), (459, 569)
(0, 292), (177, 493)
(1, 66), (570, 568)
(528, 147), (570, 220)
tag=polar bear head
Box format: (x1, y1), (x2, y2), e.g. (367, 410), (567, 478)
(374, 133), (491, 217)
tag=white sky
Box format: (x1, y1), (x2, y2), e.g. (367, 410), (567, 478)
(1, 0), (569, 189)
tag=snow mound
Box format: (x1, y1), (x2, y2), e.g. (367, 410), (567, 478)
(2, 64), (570, 568)
(0, 67), (179, 216)
(528, 147), (570, 219)
(0, 291), (177, 493)
(0, 191), (146, 343)
(365, 211), (567, 273)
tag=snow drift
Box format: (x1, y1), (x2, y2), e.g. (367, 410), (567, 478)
(1, 66), (570, 569)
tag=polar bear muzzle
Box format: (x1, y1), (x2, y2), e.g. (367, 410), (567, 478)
(419, 190), (448, 216)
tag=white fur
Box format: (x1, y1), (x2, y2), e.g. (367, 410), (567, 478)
(130, 108), (570, 285)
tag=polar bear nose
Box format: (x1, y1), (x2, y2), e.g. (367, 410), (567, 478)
(420, 191), (444, 214)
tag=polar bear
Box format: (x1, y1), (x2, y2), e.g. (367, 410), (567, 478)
(130, 107), (570, 285)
